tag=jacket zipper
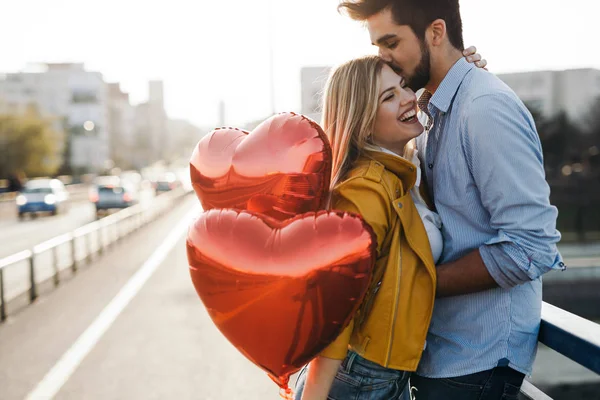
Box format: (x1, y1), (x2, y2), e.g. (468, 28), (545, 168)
(385, 224), (402, 366)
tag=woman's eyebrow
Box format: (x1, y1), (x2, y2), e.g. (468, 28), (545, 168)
(379, 86), (395, 100)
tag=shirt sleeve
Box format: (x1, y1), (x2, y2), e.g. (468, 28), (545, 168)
(319, 177), (390, 359)
(463, 92), (565, 289)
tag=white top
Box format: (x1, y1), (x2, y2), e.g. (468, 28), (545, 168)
(376, 145), (443, 263)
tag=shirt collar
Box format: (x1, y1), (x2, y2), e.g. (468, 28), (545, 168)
(429, 57), (474, 113)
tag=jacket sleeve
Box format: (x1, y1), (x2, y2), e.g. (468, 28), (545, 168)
(319, 177), (390, 360)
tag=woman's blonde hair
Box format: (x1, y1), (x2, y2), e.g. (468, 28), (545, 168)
(322, 55), (385, 205)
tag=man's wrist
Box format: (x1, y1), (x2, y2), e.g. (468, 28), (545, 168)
(436, 249), (498, 297)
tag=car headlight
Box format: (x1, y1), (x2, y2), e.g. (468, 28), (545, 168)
(16, 195), (27, 206)
(44, 194), (56, 205)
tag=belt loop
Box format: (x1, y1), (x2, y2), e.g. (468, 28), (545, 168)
(344, 351), (358, 373)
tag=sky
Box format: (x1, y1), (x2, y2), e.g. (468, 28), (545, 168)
(1, 0), (599, 128)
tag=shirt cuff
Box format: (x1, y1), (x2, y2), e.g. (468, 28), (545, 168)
(480, 242), (566, 289)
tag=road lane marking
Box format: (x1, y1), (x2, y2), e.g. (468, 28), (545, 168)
(25, 205), (200, 400)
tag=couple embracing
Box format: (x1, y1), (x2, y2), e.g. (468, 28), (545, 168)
(295, 1), (564, 399)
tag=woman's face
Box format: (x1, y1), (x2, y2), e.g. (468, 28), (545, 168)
(372, 64), (424, 153)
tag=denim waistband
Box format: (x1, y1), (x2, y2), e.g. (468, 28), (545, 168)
(341, 351), (408, 380)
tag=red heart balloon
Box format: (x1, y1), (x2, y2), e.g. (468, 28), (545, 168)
(186, 209), (375, 389)
(189, 112), (332, 221)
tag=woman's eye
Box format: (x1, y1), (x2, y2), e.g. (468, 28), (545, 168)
(386, 42), (398, 49)
(383, 94), (394, 102)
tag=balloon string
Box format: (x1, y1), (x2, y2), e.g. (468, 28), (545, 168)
(279, 387), (294, 399)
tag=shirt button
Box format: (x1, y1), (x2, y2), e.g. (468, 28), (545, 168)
(409, 166), (415, 172)
(397, 202), (403, 209)
(428, 163), (434, 169)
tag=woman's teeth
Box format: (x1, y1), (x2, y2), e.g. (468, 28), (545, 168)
(399, 109), (417, 123)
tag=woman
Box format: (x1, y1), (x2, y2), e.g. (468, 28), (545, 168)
(295, 48), (486, 400)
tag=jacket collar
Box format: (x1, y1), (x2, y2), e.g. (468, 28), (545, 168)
(429, 57), (474, 113)
(360, 148), (417, 191)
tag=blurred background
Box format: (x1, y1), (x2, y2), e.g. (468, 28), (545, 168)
(0, 1), (599, 399)
(1, 0), (599, 237)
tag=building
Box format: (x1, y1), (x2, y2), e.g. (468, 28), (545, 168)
(166, 118), (206, 161)
(0, 63), (110, 173)
(147, 80), (167, 161)
(297, 66), (600, 129)
(300, 66), (331, 123)
(498, 68), (600, 125)
(107, 83), (136, 169)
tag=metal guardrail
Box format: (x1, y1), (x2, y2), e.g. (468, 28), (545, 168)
(0, 188), (187, 321)
(520, 302), (600, 399)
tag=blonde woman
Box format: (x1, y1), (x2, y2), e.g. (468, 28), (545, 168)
(295, 49), (486, 400)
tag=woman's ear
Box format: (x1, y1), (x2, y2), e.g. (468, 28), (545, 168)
(428, 19), (447, 47)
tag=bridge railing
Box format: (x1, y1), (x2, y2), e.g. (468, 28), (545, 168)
(520, 302), (600, 399)
(0, 188), (188, 321)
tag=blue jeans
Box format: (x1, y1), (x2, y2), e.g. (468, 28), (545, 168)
(411, 367), (525, 400)
(294, 351), (411, 400)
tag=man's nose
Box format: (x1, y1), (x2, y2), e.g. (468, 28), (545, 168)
(378, 48), (392, 62)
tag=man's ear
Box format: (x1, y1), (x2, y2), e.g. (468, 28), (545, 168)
(427, 19), (447, 47)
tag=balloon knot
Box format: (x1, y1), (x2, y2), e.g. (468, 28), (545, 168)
(279, 386), (294, 399)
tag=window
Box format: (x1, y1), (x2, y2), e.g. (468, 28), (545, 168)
(71, 91), (98, 104)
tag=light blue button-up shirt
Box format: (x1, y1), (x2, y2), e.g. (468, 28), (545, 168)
(415, 57), (565, 378)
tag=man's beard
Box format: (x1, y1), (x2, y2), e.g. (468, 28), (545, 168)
(405, 41), (431, 92)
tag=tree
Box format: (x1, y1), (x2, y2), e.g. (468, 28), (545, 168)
(525, 102), (584, 180)
(0, 110), (62, 179)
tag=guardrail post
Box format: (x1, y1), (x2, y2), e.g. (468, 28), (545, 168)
(71, 236), (78, 273)
(116, 220), (121, 242)
(53, 246), (60, 287)
(98, 225), (103, 255)
(29, 255), (37, 302)
(86, 233), (92, 263)
(0, 269), (6, 321)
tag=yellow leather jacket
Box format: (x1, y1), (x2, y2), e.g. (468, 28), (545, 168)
(320, 149), (437, 372)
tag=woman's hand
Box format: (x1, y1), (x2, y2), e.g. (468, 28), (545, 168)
(300, 357), (343, 400)
(463, 46), (488, 70)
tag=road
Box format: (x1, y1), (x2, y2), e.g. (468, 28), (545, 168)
(0, 194), (287, 400)
(0, 189), (159, 302)
(0, 202), (96, 258)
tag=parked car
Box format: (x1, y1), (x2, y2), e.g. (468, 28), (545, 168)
(90, 177), (138, 218)
(16, 179), (70, 219)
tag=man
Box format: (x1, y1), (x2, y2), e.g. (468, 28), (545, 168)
(338, 0), (564, 398)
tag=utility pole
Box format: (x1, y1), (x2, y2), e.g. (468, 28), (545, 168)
(267, 0), (276, 116)
(218, 100), (226, 127)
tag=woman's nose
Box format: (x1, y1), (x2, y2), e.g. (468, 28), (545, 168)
(399, 89), (416, 105)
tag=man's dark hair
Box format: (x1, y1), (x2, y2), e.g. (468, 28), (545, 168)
(338, 0), (464, 51)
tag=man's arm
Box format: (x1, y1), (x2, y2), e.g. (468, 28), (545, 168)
(437, 92), (563, 298)
(436, 249), (497, 297)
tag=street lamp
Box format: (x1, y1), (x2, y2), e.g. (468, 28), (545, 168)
(83, 120), (95, 132)
(83, 120), (95, 172)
